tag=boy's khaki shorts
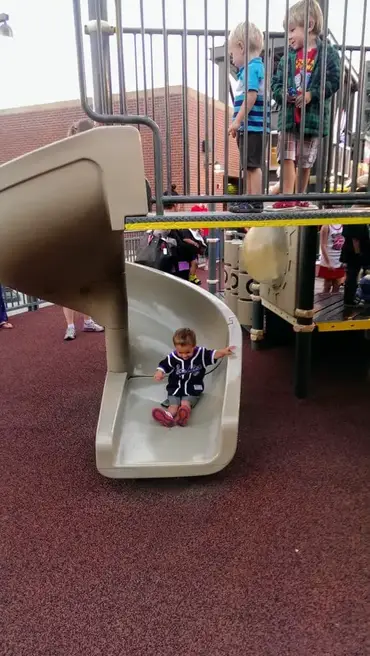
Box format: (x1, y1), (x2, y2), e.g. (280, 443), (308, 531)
(278, 132), (319, 169)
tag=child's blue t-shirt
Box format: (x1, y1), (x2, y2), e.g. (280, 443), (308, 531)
(232, 57), (268, 133)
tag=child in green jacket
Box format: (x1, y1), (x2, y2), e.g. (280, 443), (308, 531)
(271, 0), (340, 210)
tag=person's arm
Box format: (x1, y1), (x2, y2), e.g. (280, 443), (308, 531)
(183, 238), (200, 248)
(271, 57), (285, 106)
(214, 346), (235, 360)
(310, 45), (340, 102)
(320, 225), (332, 268)
(229, 62), (262, 136)
(202, 347), (235, 367)
(154, 355), (173, 381)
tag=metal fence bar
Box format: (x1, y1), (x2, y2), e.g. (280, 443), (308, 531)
(149, 34), (155, 120)
(196, 36), (201, 195)
(139, 0), (148, 116)
(221, 0), (229, 291)
(211, 36), (215, 196)
(242, 14), (249, 193)
(325, 94), (337, 192)
(341, 49), (352, 190)
(160, 191), (368, 204)
(204, 0), (217, 296)
(279, 0), (290, 194)
(268, 37), (276, 188)
(333, 0), (348, 192)
(262, 1), (270, 194)
(223, 0), (229, 198)
(297, 0), (310, 194)
(161, 0), (172, 192)
(316, 0), (329, 193)
(351, 0), (368, 191)
(182, 0), (190, 194)
(105, 36), (114, 115)
(133, 34), (140, 117)
(204, 0), (209, 196)
(88, 0), (107, 113)
(114, 0), (127, 113)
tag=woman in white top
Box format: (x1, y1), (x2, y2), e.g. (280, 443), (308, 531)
(318, 224), (346, 293)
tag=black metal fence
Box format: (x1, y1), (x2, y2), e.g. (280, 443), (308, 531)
(71, 0), (370, 204)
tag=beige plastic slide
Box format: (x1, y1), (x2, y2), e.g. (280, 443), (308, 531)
(0, 126), (242, 478)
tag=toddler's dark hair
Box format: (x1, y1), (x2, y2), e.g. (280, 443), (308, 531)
(68, 118), (94, 137)
(173, 328), (196, 347)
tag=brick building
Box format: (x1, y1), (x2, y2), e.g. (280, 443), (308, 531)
(0, 86), (239, 197)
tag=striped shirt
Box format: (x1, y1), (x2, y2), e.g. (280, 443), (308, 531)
(233, 57), (268, 133)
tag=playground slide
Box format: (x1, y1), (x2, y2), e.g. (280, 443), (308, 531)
(0, 126), (242, 478)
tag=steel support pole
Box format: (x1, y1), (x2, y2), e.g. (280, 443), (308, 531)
(250, 282), (264, 351)
(207, 204), (218, 295)
(87, 0), (111, 113)
(294, 226), (317, 398)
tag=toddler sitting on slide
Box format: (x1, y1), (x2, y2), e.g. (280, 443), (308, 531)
(152, 328), (234, 428)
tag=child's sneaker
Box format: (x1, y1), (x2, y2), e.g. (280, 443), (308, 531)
(267, 200), (299, 211)
(297, 200), (318, 209)
(83, 319), (104, 333)
(267, 200), (318, 211)
(189, 274), (201, 285)
(176, 405), (191, 427)
(64, 324), (76, 341)
(152, 407), (176, 428)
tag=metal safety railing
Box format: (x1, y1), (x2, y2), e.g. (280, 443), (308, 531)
(3, 288), (40, 313)
(70, 0), (370, 300)
(72, 0), (370, 204)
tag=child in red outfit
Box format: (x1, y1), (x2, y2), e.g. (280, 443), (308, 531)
(318, 224), (345, 292)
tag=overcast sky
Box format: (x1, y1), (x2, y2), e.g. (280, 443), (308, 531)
(0, 0), (369, 110)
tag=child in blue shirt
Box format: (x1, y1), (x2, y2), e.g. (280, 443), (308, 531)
(152, 328), (234, 428)
(228, 21), (267, 214)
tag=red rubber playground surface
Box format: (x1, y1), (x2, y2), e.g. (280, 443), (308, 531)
(1, 305), (369, 656)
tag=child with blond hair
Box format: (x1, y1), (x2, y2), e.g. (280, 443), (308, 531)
(271, 0), (340, 210)
(228, 21), (267, 214)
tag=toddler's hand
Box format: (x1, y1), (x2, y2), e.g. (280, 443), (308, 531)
(223, 346), (236, 357)
(154, 370), (165, 382)
(295, 91), (312, 108)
